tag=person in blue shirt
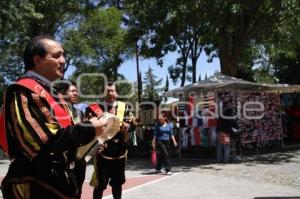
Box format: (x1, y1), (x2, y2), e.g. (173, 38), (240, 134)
(152, 114), (177, 175)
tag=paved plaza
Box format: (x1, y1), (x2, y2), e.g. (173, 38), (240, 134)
(0, 148), (300, 199)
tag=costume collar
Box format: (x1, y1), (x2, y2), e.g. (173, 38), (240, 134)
(104, 100), (117, 107)
(24, 71), (52, 87)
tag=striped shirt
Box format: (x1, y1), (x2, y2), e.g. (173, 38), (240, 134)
(4, 74), (95, 160)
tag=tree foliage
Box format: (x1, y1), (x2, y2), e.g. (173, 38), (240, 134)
(164, 75), (169, 92)
(123, 0), (299, 83)
(253, 66), (277, 83)
(0, 0), (82, 83)
(124, 0), (208, 86)
(1, 0), (300, 95)
(204, 0), (294, 78)
(272, 50), (300, 84)
(64, 7), (128, 81)
(265, 0), (300, 84)
(142, 66), (162, 102)
(0, 1), (134, 105)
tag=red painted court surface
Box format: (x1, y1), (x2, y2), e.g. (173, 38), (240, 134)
(82, 174), (166, 199)
(0, 174), (166, 198)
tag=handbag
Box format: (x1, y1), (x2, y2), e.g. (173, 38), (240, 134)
(151, 149), (157, 167)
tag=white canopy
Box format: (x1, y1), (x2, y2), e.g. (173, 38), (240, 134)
(168, 74), (300, 96)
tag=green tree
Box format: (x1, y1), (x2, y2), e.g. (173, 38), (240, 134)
(164, 75), (169, 92)
(204, 73), (208, 80)
(253, 66), (277, 83)
(272, 50), (300, 84)
(142, 66), (162, 102)
(0, 0), (82, 83)
(198, 74), (202, 82)
(123, 0), (292, 84)
(0, 0), (39, 83)
(264, 0), (300, 84)
(204, 0), (295, 77)
(124, 0), (208, 86)
(64, 7), (129, 81)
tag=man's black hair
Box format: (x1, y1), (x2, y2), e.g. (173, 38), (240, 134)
(23, 35), (56, 71)
(107, 82), (115, 87)
(105, 82), (117, 90)
(56, 80), (77, 94)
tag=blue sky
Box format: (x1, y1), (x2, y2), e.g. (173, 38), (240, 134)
(119, 52), (220, 90)
(65, 53), (220, 90)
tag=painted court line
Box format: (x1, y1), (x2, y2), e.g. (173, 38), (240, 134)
(103, 173), (181, 199)
(0, 173), (180, 199)
(82, 174), (169, 199)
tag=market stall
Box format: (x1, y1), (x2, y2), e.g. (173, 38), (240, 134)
(167, 74), (300, 157)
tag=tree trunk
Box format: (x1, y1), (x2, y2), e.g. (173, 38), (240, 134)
(219, 52), (238, 76)
(218, 37), (241, 77)
(191, 46), (202, 83)
(180, 58), (188, 87)
(191, 39), (202, 83)
(136, 42), (141, 103)
(191, 44), (197, 83)
(191, 59), (197, 83)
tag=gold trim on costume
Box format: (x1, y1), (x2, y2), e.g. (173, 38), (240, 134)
(100, 149), (128, 160)
(14, 94), (40, 151)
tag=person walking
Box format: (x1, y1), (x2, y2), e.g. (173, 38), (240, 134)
(152, 114), (177, 175)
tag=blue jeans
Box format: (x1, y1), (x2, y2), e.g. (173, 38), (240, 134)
(217, 142), (230, 163)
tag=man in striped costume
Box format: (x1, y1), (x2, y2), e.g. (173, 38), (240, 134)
(1, 36), (107, 199)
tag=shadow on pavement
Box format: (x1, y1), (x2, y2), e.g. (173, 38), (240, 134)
(125, 147), (300, 172)
(242, 148), (300, 165)
(126, 157), (219, 173)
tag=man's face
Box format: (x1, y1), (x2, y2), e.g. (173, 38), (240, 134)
(105, 85), (117, 103)
(33, 39), (65, 82)
(67, 85), (78, 104)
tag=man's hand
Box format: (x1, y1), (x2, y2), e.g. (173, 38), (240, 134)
(152, 140), (156, 150)
(173, 141), (178, 148)
(96, 143), (107, 154)
(152, 144), (156, 150)
(120, 122), (130, 133)
(89, 117), (108, 136)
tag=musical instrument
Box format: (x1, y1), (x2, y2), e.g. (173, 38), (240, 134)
(76, 112), (120, 162)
